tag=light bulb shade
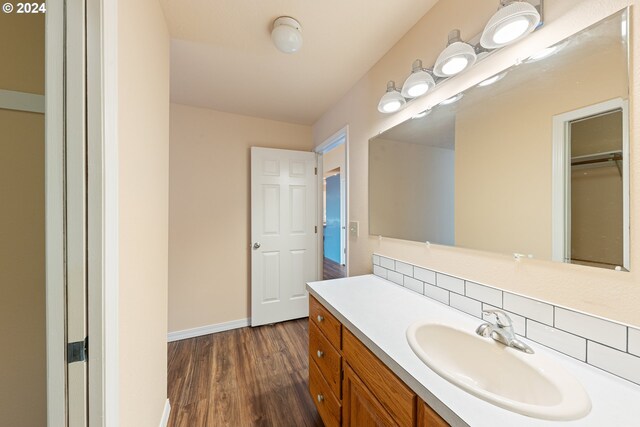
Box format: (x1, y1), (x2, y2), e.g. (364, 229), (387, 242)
(434, 41), (477, 77)
(480, 1), (540, 49)
(271, 16), (303, 54)
(401, 69), (435, 98)
(477, 72), (506, 87)
(526, 40), (568, 62)
(378, 82), (406, 113)
(439, 93), (463, 106)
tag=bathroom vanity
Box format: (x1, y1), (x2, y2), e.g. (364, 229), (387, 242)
(309, 295), (446, 427)
(307, 275), (640, 427)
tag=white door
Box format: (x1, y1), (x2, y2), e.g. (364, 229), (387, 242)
(251, 147), (318, 326)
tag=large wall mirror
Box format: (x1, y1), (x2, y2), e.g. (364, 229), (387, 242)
(369, 10), (630, 271)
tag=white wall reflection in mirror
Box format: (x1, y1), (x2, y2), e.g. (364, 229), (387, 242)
(369, 10), (629, 271)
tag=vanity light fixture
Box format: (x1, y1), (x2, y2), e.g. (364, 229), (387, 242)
(439, 93), (463, 106)
(271, 16), (303, 54)
(477, 72), (507, 87)
(401, 60), (436, 98)
(434, 30), (477, 77)
(377, 81), (406, 113)
(480, 1), (541, 49)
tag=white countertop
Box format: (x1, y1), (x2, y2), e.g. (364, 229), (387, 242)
(307, 275), (640, 427)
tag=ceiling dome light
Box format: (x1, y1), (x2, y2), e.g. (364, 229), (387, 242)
(434, 30), (477, 77)
(401, 60), (436, 99)
(271, 16), (303, 54)
(439, 93), (463, 106)
(477, 72), (507, 87)
(377, 81), (406, 113)
(481, 1), (541, 49)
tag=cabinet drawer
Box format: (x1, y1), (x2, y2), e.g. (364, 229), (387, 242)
(343, 328), (416, 427)
(310, 296), (342, 349)
(309, 321), (342, 398)
(309, 358), (341, 427)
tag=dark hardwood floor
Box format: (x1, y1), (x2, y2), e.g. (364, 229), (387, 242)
(323, 257), (346, 280)
(167, 318), (324, 427)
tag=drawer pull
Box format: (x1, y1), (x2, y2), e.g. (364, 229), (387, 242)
(317, 314), (324, 322)
(317, 350), (324, 358)
(317, 394), (324, 403)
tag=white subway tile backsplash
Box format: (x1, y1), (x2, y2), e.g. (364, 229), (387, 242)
(503, 293), (554, 326)
(526, 320), (587, 361)
(588, 342), (640, 385)
(424, 284), (450, 305)
(380, 257), (395, 270)
(414, 267), (436, 285)
(373, 265), (387, 279)
(436, 274), (465, 294)
(450, 294), (482, 318)
(465, 281), (502, 307)
(396, 261), (413, 276)
(369, 255), (640, 385)
(629, 328), (640, 357)
(404, 277), (424, 294)
(387, 270), (403, 286)
(555, 308), (627, 351)
(482, 304), (526, 336)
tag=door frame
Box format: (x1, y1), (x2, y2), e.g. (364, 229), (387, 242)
(315, 125), (349, 276)
(45, 1), (67, 424)
(551, 98), (629, 270)
(46, 1), (119, 425)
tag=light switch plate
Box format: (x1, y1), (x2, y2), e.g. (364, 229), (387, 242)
(349, 221), (359, 237)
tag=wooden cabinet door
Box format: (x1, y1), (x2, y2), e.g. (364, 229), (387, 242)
(417, 400), (449, 427)
(343, 364), (399, 427)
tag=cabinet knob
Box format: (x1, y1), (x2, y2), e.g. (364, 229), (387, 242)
(317, 394), (324, 403)
(317, 315), (324, 322)
(317, 350), (324, 358)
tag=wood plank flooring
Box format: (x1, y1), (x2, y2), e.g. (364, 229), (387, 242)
(323, 257), (346, 280)
(167, 318), (324, 427)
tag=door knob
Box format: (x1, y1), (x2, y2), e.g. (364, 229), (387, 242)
(253, 242), (261, 249)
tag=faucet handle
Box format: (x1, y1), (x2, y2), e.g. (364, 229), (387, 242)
(482, 309), (513, 328)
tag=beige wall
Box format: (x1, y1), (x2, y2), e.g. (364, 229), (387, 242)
(118, 0), (170, 425)
(454, 38), (627, 259)
(169, 103), (312, 333)
(313, 0), (640, 327)
(0, 12), (46, 427)
(323, 143), (345, 174)
(0, 13), (45, 94)
(370, 138), (454, 244)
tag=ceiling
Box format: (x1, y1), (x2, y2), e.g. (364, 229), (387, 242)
(160, 0), (439, 125)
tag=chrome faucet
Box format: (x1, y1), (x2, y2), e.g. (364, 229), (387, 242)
(476, 309), (534, 354)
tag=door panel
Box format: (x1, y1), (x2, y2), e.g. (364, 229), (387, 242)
(251, 147), (318, 326)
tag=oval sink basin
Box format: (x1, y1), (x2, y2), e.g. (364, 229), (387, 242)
(406, 321), (591, 421)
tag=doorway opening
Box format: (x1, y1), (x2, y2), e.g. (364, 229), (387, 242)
(552, 98), (629, 271)
(316, 127), (348, 280)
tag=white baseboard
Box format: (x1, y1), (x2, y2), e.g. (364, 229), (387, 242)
(159, 399), (171, 427)
(167, 318), (250, 342)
